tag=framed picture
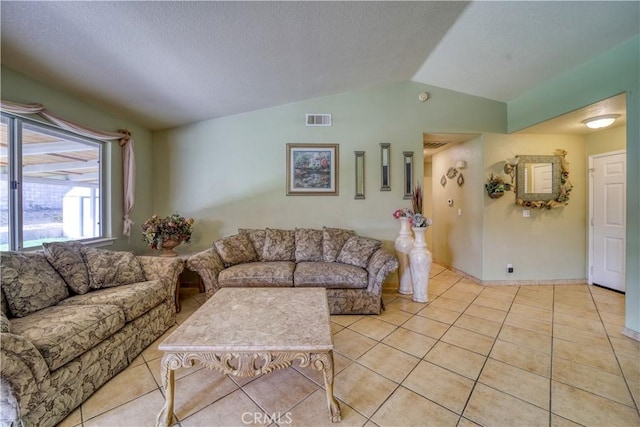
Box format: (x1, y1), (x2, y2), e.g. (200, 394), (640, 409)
(286, 143), (339, 195)
(403, 151), (414, 199)
(354, 150), (365, 199)
(380, 143), (391, 191)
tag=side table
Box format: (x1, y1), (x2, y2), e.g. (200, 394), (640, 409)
(147, 251), (204, 313)
(174, 254), (204, 313)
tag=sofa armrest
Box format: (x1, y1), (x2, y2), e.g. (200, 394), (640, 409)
(1, 332), (51, 422)
(365, 248), (399, 296)
(137, 256), (185, 306)
(186, 248), (224, 298)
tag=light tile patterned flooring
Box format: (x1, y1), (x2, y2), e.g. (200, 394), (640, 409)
(59, 263), (640, 426)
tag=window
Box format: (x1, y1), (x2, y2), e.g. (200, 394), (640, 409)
(1, 114), (104, 250)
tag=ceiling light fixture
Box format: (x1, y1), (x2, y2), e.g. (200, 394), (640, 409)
(582, 114), (620, 129)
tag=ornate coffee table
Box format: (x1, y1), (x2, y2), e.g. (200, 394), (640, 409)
(156, 287), (341, 426)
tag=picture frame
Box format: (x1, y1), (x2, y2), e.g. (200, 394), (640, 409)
(403, 151), (414, 199)
(354, 151), (365, 199)
(286, 143), (339, 195)
(380, 143), (391, 191)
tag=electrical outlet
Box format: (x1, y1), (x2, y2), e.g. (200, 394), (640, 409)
(507, 263), (514, 273)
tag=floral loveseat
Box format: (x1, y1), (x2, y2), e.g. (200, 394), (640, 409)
(187, 227), (398, 315)
(0, 242), (183, 427)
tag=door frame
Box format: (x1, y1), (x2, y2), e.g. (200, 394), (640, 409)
(587, 149), (626, 286)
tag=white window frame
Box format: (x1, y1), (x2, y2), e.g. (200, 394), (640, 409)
(2, 113), (108, 251)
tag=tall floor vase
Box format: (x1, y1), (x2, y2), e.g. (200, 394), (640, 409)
(409, 227), (432, 303)
(394, 217), (414, 294)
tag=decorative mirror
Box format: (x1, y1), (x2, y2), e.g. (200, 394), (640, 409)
(380, 143), (391, 191)
(515, 150), (572, 209)
(354, 151), (365, 199)
(403, 151), (414, 199)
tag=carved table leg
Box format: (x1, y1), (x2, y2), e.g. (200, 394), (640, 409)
(156, 354), (176, 427)
(313, 351), (342, 422)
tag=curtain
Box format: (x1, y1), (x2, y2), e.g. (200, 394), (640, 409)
(1, 100), (136, 237)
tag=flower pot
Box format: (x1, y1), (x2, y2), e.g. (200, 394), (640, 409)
(394, 217), (414, 294)
(489, 191), (504, 199)
(159, 239), (181, 257)
(409, 227), (432, 303)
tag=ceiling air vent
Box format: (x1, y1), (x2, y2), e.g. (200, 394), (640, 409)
(423, 141), (449, 150)
(306, 114), (332, 127)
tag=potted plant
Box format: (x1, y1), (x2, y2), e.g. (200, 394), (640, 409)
(485, 174), (511, 198)
(142, 213), (194, 256)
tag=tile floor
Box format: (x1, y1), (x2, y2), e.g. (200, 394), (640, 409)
(59, 263), (640, 427)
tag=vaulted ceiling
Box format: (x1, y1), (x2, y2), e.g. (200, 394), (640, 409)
(1, 1), (638, 131)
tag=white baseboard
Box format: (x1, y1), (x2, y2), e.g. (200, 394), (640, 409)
(622, 327), (640, 342)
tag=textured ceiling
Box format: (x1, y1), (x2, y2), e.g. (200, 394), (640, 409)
(1, 1), (638, 131)
(1, 1), (468, 130)
(413, 1), (639, 102)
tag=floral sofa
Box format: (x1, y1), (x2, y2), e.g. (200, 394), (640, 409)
(0, 242), (183, 427)
(187, 227), (398, 315)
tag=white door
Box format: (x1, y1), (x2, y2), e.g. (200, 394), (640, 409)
(590, 151), (626, 292)
(532, 163), (552, 193)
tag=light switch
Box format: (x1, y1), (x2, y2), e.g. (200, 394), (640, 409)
(523, 210), (531, 218)
(457, 208), (462, 216)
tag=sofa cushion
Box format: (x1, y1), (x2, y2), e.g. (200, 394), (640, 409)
(82, 248), (146, 289)
(213, 233), (257, 267)
(0, 312), (10, 333)
(262, 228), (295, 261)
(218, 261), (295, 287)
(0, 251), (69, 318)
(57, 280), (167, 322)
(10, 304), (125, 371)
(337, 236), (382, 268)
(239, 229), (267, 261)
(42, 241), (90, 294)
(322, 227), (356, 262)
(294, 262), (368, 289)
(295, 228), (324, 262)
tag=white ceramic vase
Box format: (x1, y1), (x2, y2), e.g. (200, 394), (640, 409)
(409, 226), (432, 303)
(394, 217), (414, 294)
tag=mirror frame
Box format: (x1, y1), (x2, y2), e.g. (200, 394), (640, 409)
(515, 153), (571, 208)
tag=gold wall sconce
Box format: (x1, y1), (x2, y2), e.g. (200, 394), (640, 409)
(503, 158), (519, 183)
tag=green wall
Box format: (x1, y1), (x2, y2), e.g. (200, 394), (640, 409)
(481, 133), (587, 281)
(432, 133), (588, 283)
(152, 81), (506, 253)
(431, 136), (484, 279)
(586, 124), (626, 156)
(1, 66), (155, 253)
(508, 35), (639, 335)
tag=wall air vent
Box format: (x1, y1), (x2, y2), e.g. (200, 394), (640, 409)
(423, 141), (449, 150)
(306, 114), (332, 127)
